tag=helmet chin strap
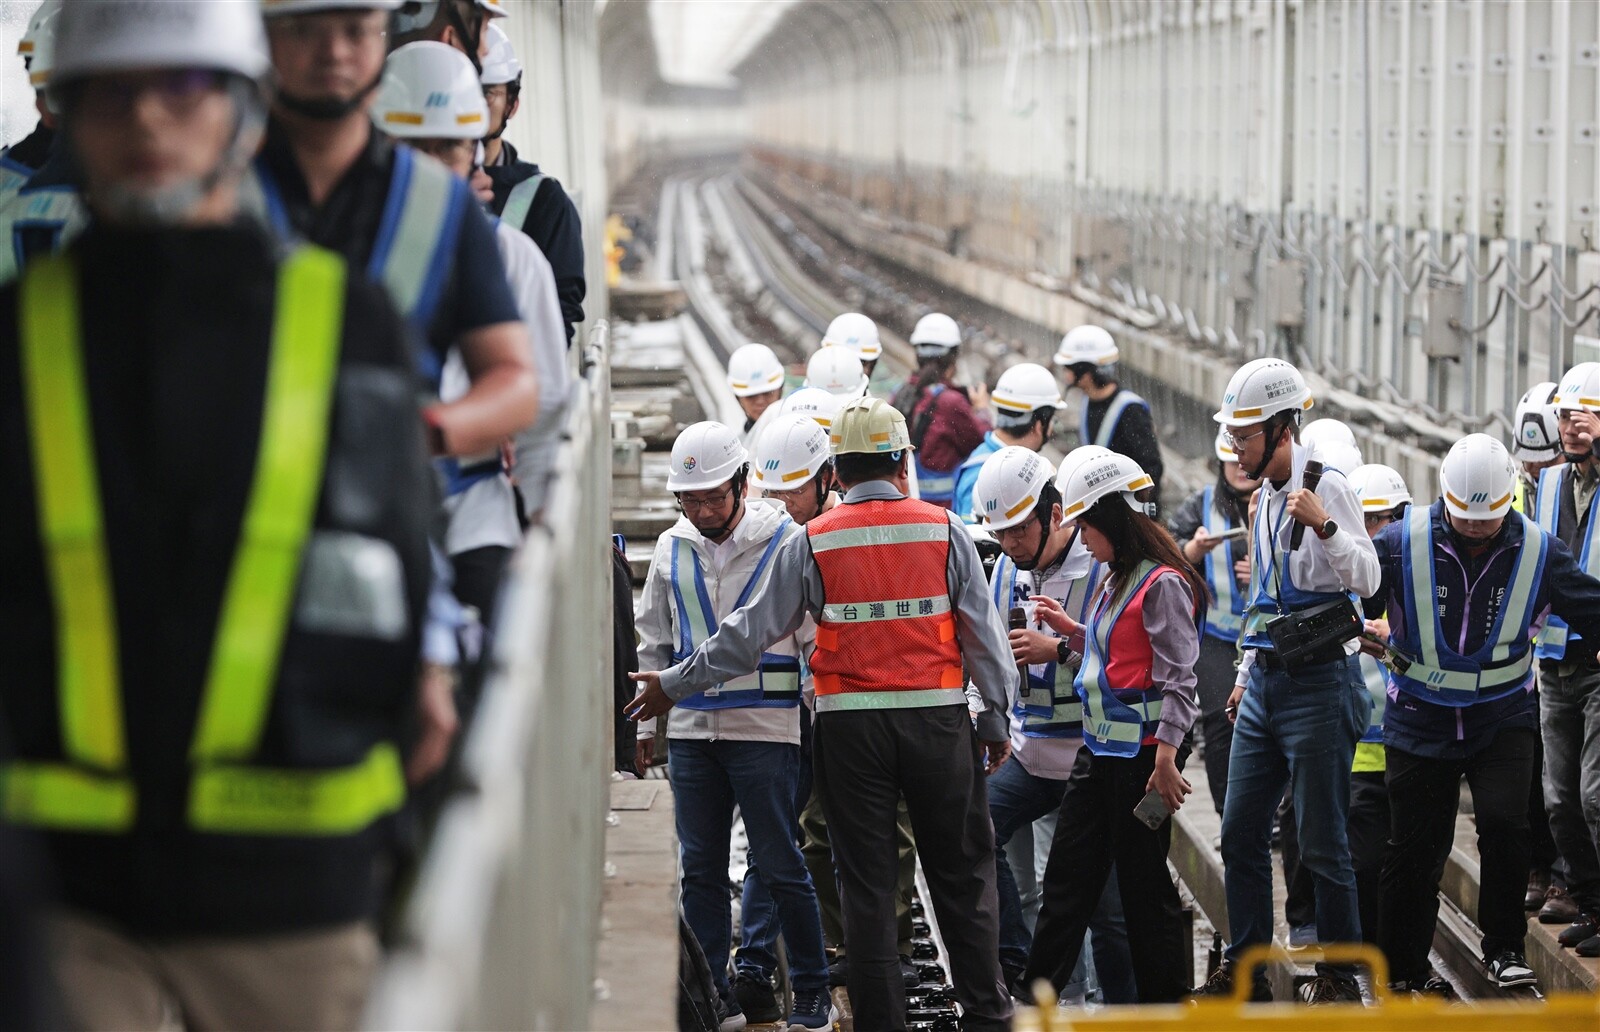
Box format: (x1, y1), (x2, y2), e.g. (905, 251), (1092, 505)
(1016, 509), (1055, 571)
(1245, 419), (1287, 481)
(698, 473), (747, 541)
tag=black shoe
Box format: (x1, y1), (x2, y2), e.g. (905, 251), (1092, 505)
(1526, 869), (1552, 911)
(1297, 976), (1363, 1005)
(1576, 934), (1600, 958)
(1539, 886), (1581, 924)
(1557, 912), (1600, 948)
(826, 954), (849, 988)
(1389, 976), (1457, 1000)
(1189, 961), (1271, 1003)
(899, 954), (922, 988)
(910, 938), (939, 960)
(1485, 950), (1537, 989)
(733, 972), (783, 1025)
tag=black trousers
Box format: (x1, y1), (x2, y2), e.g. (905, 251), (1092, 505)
(813, 706), (1009, 1032)
(1195, 636), (1237, 816)
(450, 544), (511, 630)
(1023, 744), (1189, 1003)
(1379, 728), (1536, 983)
(1528, 716), (1559, 875)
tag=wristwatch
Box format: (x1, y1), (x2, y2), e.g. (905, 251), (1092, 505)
(1316, 518), (1338, 541)
(1057, 639), (1073, 665)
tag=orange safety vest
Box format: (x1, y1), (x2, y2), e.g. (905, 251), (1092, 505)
(806, 498), (966, 710)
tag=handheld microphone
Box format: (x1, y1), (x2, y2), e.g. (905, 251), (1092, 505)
(1009, 606), (1031, 698)
(1289, 458), (1325, 551)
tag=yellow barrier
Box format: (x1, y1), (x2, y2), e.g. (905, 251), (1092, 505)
(1014, 944), (1600, 1031)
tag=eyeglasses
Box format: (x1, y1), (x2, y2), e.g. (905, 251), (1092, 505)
(1363, 510), (1401, 527)
(676, 486), (736, 512)
(1222, 426), (1268, 449)
(72, 70), (228, 122)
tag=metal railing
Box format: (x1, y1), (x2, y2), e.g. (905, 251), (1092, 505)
(362, 321), (615, 1031)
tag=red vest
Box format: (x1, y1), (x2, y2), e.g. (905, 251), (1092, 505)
(806, 498), (965, 704)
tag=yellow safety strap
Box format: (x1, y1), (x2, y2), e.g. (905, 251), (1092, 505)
(189, 246), (345, 763)
(20, 256), (127, 774)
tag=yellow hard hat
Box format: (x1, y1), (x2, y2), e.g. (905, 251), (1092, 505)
(829, 396), (914, 456)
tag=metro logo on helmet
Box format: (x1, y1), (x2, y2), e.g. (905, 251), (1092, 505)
(683, 457), (697, 471)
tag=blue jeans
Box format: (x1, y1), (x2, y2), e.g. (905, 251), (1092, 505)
(1221, 656), (1370, 978)
(989, 755), (1137, 1003)
(669, 738), (829, 995)
(736, 719), (814, 981)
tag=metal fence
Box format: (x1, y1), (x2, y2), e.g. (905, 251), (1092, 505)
(362, 321), (615, 1031)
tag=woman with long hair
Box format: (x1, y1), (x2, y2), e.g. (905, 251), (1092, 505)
(890, 312), (989, 507)
(1019, 449), (1203, 1004)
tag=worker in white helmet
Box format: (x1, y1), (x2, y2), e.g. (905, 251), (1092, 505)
(0, 1), (60, 204)
(822, 311), (885, 384)
(1530, 362), (1600, 957)
(972, 447), (1136, 1004)
(805, 343), (869, 400)
(1193, 358), (1380, 1004)
(1365, 435), (1600, 990)
(632, 421), (833, 1032)
(0, 3), (443, 1025)
(1020, 451), (1203, 1003)
(1512, 382), (1563, 513)
(892, 312), (991, 509)
(1054, 325), (1164, 507)
(728, 342), (788, 451)
(372, 43), (568, 575)
(629, 397), (1018, 1031)
(951, 362), (1064, 521)
(1166, 429), (1259, 817)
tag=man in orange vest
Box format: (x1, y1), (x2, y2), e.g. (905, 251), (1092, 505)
(630, 396), (1018, 1031)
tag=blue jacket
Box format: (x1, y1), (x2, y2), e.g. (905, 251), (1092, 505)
(951, 432), (1004, 522)
(1366, 500), (1600, 758)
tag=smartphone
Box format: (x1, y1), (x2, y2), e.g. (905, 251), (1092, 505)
(1133, 788), (1172, 830)
(1216, 526), (1249, 542)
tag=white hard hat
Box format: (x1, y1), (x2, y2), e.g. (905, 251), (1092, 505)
(480, 22), (522, 86)
(1513, 382), (1561, 461)
(727, 343), (785, 398)
(806, 346), (868, 398)
(1316, 442), (1363, 475)
(1052, 445), (1116, 493)
(1300, 418), (1357, 454)
(373, 42), (489, 140)
(991, 363), (1065, 423)
(909, 312), (961, 352)
(1058, 452), (1156, 521)
(261, 0), (405, 16)
(752, 414), (831, 492)
(1213, 358), (1314, 426)
(1348, 464), (1413, 512)
(474, 0), (510, 16)
(1438, 433), (1517, 520)
(1054, 325), (1118, 368)
(669, 421), (747, 492)
(972, 447), (1057, 531)
(779, 386), (845, 430)
(19, 0), (58, 88)
(51, 0), (270, 89)
(822, 312), (883, 362)
(1214, 428), (1237, 463)
(1553, 362), (1600, 414)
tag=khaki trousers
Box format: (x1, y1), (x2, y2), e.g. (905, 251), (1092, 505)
(48, 911), (378, 1032)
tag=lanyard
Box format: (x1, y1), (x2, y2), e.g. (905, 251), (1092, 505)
(1254, 486), (1292, 615)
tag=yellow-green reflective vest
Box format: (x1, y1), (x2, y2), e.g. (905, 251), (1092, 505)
(1, 247), (405, 836)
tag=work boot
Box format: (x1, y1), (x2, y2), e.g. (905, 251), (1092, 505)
(733, 972), (783, 1025)
(1526, 869), (1551, 911)
(1189, 961), (1271, 1003)
(1297, 976), (1363, 1005)
(1485, 950), (1537, 989)
(1557, 912), (1600, 948)
(1576, 934), (1600, 959)
(1538, 885), (1580, 924)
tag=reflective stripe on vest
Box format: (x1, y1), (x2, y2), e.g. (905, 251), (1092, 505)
(913, 457), (957, 505)
(1358, 651), (1387, 744)
(0, 152), (32, 202)
(809, 500), (965, 708)
(1200, 485), (1246, 641)
(0, 186), (88, 282)
(1391, 508), (1546, 705)
(1241, 482), (1351, 649)
(1080, 389), (1147, 449)
(669, 522), (800, 710)
(2, 248), (406, 835)
(1075, 561), (1166, 757)
(993, 553), (1101, 739)
(1533, 464), (1600, 660)
(499, 172), (545, 230)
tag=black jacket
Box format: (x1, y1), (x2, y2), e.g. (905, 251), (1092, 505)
(487, 141), (586, 344)
(0, 223), (436, 935)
